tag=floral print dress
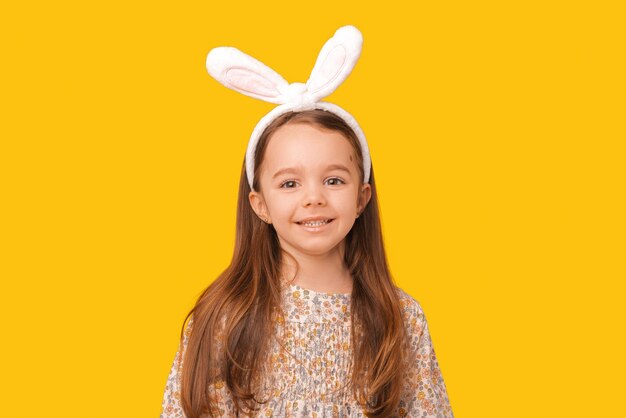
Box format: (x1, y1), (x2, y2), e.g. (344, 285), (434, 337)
(160, 283), (454, 417)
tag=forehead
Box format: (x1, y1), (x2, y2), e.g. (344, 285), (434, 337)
(262, 123), (357, 172)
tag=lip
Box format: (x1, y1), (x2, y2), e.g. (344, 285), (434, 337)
(295, 218), (334, 232)
(295, 216), (334, 224)
(298, 221), (333, 232)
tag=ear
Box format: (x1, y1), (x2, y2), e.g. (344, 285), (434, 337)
(306, 25), (363, 101)
(206, 46), (290, 104)
(248, 190), (271, 222)
(357, 183), (372, 216)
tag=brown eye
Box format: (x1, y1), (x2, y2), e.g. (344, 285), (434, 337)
(280, 180), (297, 188)
(326, 177), (345, 186)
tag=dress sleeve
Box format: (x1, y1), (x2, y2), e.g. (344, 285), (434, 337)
(396, 296), (455, 418)
(160, 316), (236, 418)
(160, 317), (193, 418)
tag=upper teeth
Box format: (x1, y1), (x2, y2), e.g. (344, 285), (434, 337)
(301, 219), (330, 226)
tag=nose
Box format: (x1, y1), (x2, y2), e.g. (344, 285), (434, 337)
(301, 182), (326, 207)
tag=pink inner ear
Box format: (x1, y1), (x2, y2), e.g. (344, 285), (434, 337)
(320, 45), (347, 85)
(225, 67), (281, 98)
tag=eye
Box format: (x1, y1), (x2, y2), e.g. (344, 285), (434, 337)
(279, 180), (298, 189)
(326, 177), (345, 186)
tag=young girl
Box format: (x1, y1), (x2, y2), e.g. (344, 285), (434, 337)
(160, 26), (453, 418)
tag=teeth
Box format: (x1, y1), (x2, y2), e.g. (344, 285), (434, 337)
(301, 219), (330, 227)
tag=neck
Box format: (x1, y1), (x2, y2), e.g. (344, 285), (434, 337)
(280, 243), (353, 294)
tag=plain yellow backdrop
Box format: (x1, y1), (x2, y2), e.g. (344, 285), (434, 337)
(1, 1), (624, 417)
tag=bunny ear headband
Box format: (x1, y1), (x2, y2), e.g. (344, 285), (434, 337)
(205, 25), (371, 191)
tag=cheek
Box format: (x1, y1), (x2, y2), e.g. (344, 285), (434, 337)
(265, 193), (297, 218)
(334, 191), (359, 212)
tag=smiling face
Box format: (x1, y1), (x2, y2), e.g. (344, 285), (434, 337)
(248, 122), (371, 258)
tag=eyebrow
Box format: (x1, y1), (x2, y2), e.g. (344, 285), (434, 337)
(272, 164), (352, 180)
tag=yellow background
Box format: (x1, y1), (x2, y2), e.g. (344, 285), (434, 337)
(1, 1), (624, 417)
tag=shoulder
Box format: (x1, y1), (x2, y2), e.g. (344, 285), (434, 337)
(394, 286), (425, 316)
(393, 286), (427, 330)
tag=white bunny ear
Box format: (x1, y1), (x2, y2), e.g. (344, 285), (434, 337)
(206, 46), (290, 104)
(305, 25), (363, 101)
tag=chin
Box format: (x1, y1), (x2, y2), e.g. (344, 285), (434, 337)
(301, 241), (345, 256)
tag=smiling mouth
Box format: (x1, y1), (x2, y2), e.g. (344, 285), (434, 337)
(296, 219), (334, 227)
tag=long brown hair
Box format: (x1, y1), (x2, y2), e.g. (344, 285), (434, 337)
(179, 109), (407, 417)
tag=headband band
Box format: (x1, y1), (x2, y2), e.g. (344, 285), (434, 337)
(205, 25), (371, 190)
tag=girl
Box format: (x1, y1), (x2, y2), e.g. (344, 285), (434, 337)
(160, 26), (453, 418)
